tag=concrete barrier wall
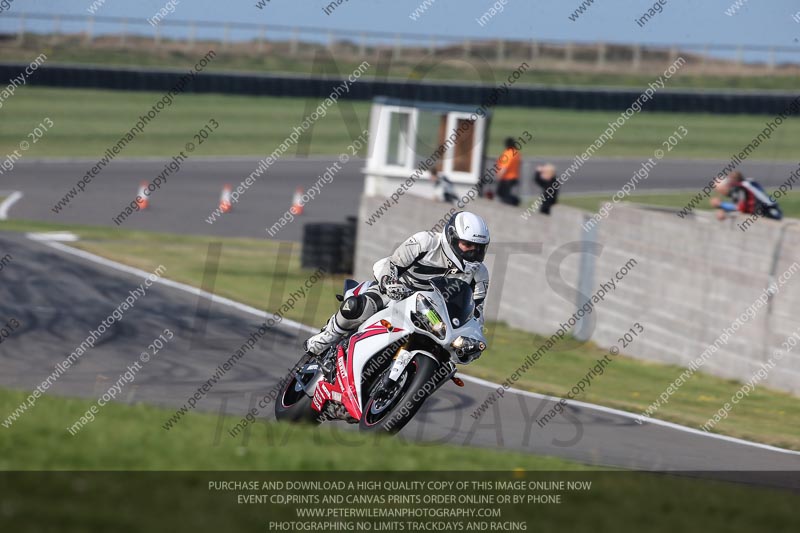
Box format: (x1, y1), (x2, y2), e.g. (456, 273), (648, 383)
(355, 194), (800, 395)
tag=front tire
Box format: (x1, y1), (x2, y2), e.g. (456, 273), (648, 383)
(274, 354), (322, 424)
(358, 355), (438, 434)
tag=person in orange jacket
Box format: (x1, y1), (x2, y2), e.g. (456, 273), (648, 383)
(495, 137), (521, 206)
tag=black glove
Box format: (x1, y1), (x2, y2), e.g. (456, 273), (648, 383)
(454, 337), (486, 364)
(458, 350), (482, 365)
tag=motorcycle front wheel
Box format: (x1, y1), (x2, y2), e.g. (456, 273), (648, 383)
(358, 354), (438, 434)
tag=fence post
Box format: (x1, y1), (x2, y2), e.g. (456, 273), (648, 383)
(189, 21), (197, 49)
(596, 42), (606, 69)
(290, 28), (299, 55)
(632, 43), (641, 70)
(463, 39), (471, 59)
(668, 44), (678, 65)
(358, 32), (366, 57)
(50, 14), (61, 46)
(393, 33), (401, 61)
(223, 23), (230, 49)
(768, 47), (776, 70)
(565, 42), (573, 65)
(496, 39), (505, 63)
(83, 16), (93, 47)
(530, 40), (539, 61)
(15, 13), (25, 46)
(257, 26), (265, 53)
(120, 18), (127, 47)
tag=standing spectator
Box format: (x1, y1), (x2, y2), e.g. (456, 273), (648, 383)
(710, 171), (782, 221)
(430, 168), (458, 204)
(533, 163), (559, 215)
(495, 137), (521, 206)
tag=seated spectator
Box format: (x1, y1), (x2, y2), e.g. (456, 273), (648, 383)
(533, 163), (559, 215)
(430, 168), (458, 204)
(710, 171), (782, 221)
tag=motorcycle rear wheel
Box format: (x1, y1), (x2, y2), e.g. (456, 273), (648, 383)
(274, 354), (323, 424)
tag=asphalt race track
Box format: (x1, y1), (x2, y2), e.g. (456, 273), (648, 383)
(3, 157), (799, 241)
(1, 232), (798, 484)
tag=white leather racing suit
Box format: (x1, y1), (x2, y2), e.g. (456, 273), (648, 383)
(304, 230), (490, 356)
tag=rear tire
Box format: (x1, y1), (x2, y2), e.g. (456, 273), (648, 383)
(274, 354), (322, 424)
(358, 355), (438, 434)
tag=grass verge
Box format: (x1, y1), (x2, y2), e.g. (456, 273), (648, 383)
(2, 218), (798, 450)
(0, 388), (587, 471)
(1, 384), (796, 533)
(2, 87), (799, 160)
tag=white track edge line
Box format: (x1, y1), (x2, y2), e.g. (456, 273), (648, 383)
(43, 240), (316, 335)
(41, 238), (800, 458)
(458, 374), (800, 457)
(0, 191), (23, 220)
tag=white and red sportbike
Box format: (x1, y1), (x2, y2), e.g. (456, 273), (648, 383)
(275, 277), (486, 434)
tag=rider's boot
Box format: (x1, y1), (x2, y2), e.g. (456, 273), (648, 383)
(303, 315), (348, 358)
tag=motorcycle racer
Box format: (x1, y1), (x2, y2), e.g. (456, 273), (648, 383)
(303, 211), (491, 359)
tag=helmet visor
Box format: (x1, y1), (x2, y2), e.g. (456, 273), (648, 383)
(457, 240), (487, 263)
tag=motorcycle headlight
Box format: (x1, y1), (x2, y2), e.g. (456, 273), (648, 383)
(413, 294), (446, 340)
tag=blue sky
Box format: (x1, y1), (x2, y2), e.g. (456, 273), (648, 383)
(2, 0), (799, 54)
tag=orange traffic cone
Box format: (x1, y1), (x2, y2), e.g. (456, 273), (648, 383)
(136, 181), (149, 210)
(219, 184), (232, 213)
(290, 187), (304, 215)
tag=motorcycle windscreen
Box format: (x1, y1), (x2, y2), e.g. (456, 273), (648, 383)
(429, 277), (474, 326)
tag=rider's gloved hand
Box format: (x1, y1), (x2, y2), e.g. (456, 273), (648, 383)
(458, 350), (482, 364)
(380, 275), (412, 301)
(454, 336), (485, 364)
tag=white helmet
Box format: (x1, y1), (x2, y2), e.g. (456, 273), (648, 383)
(440, 211), (490, 270)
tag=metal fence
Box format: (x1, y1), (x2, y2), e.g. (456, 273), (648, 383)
(2, 12), (799, 74)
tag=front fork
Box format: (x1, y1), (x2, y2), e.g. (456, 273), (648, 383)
(383, 345), (457, 395)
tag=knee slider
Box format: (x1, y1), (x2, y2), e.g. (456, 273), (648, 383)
(340, 295), (367, 320)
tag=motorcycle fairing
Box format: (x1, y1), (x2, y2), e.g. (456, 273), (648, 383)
(311, 320), (405, 419)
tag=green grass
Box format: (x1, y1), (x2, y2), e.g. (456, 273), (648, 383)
(3, 379), (798, 532)
(6, 36), (800, 91)
(2, 218), (798, 450)
(560, 190), (800, 219)
(559, 191), (711, 213)
(471, 324), (799, 450)
(0, 388), (587, 471)
(2, 87), (799, 160)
